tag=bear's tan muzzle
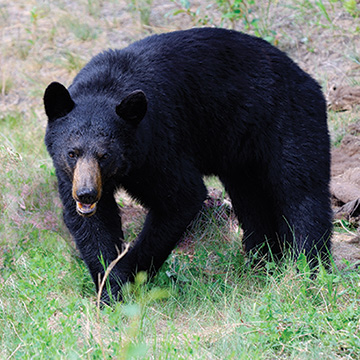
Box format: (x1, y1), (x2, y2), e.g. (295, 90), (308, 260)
(72, 157), (102, 217)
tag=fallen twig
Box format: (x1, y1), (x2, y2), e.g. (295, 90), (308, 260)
(96, 243), (130, 312)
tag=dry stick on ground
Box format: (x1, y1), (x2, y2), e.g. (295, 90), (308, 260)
(334, 219), (358, 237)
(96, 243), (130, 311)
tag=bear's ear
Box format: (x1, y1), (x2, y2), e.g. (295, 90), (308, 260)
(44, 82), (75, 122)
(116, 90), (147, 125)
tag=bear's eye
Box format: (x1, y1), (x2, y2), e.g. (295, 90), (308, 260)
(100, 153), (109, 160)
(68, 151), (77, 159)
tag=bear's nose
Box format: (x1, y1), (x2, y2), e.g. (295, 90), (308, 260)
(76, 188), (98, 204)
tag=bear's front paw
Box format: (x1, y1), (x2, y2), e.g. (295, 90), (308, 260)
(98, 272), (133, 306)
(98, 282), (123, 306)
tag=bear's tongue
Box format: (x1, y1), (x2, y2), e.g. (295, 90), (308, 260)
(76, 201), (97, 216)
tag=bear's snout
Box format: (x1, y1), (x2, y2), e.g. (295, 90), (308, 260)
(72, 157), (102, 216)
(76, 187), (98, 204)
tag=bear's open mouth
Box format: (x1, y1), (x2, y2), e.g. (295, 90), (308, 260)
(76, 201), (97, 216)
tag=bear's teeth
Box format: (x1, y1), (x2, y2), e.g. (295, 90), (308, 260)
(76, 202), (96, 215)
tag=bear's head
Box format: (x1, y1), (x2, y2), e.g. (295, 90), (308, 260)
(43, 82), (148, 217)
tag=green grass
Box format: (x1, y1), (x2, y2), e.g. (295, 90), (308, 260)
(1, 203), (359, 358)
(61, 17), (101, 41)
(1, 0), (360, 359)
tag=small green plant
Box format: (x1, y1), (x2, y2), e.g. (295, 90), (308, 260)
(169, 0), (213, 26)
(129, 0), (154, 27)
(343, 0), (360, 17)
(62, 18), (100, 41)
(99, 271), (170, 359)
(0, 4), (8, 22)
(315, 0), (333, 24)
(61, 51), (86, 73)
(215, 0), (254, 29)
(0, 76), (13, 96)
(25, 7), (39, 45)
(170, 0), (278, 43)
(246, 0), (278, 44)
(87, 0), (103, 17)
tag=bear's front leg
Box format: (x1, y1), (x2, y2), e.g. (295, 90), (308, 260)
(59, 178), (125, 301)
(109, 176), (208, 300)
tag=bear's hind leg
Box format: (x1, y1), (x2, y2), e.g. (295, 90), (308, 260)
(220, 171), (281, 262)
(278, 188), (332, 268)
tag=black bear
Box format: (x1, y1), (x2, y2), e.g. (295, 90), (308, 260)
(44, 27), (332, 302)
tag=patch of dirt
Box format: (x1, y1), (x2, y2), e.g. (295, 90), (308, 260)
(117, 190), (147, 238)
(331, 121), (360, 268)
(332, 232), (360, 269)
(331, 122), (360, 204)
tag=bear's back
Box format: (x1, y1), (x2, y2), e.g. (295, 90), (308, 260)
(67, 28), (327, 176)
(70, 28), (300, 100)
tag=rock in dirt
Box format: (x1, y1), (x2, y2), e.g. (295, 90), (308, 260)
(327, 84), (360, 112)
(331, 121), (360, 215)
(331, 167), (360, 204)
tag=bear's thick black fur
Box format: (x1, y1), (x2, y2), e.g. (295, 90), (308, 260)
(44, 28), (332, 302)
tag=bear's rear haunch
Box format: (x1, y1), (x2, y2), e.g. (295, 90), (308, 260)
(44, 28), (332, 303)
